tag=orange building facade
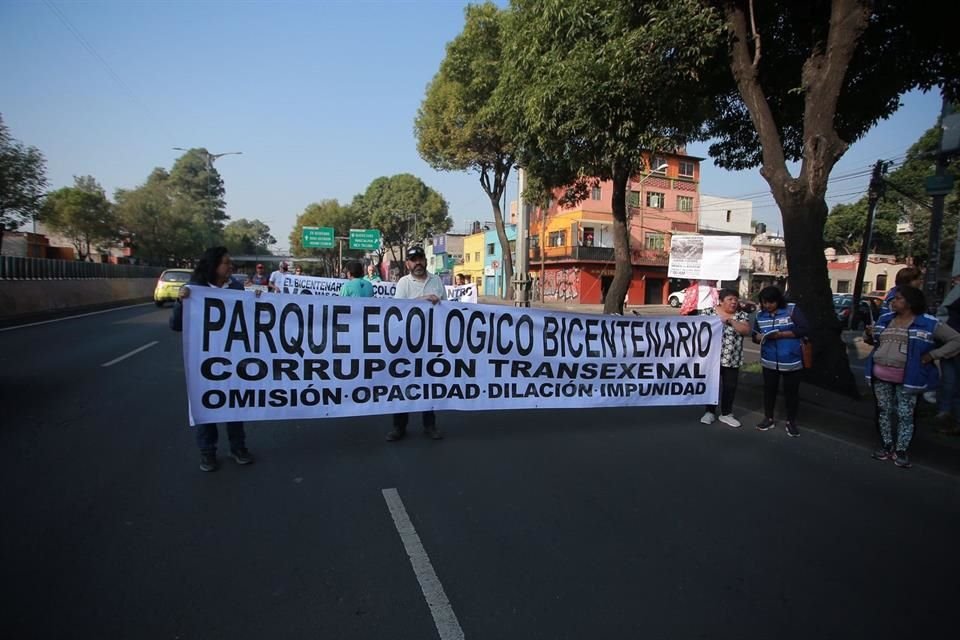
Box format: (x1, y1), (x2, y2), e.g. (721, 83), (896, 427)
(528, 151), (702, 305)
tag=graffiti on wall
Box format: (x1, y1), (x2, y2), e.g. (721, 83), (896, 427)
(542, 267), (581, 302)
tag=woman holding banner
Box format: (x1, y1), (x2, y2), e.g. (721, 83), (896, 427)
(700, 289), (752, 427)
(170, 246), (254, 472)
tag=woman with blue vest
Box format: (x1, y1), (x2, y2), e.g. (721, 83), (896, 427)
(752, 286), (809, 437)
(864, 286), (960, 468)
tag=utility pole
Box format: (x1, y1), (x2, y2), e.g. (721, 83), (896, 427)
(513, 167), (530, 307)
(851, 160), (886, 328)
(926, 96), (958, 312)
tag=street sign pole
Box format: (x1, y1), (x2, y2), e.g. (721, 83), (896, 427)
(923, 96), (955, 312)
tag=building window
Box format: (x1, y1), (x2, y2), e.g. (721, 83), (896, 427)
(679, 161), (695, 178)
(645, 233), (665, 251)
(628, 190), (640, 207)
(652, 157), (667, 174)
(549, 231), (566, 247)
(677, 196), (693, 212)
(646, 191), (665, 208)
(591, 186), (602, 200)
(837, 280), (850, 294)
(475, 251), (480, 262)
(509, 240), (516, 256)
(487, 243), (495, 255)
(465, 253), (470, 263)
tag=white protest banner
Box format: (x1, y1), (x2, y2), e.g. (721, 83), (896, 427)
(181, 287), (722, 424)
(668, 235), (742, 280)
(279, 274), (397, 298)
(445, 282), (478, 303)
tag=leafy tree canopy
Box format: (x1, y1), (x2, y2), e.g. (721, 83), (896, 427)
(224, 218), (275, 256)
(350, 174), (451, 264)
(41, 175), (116, 261)
(0, 114), (47, 232)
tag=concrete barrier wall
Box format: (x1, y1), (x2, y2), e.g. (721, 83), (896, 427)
(0, 279), (157, 320)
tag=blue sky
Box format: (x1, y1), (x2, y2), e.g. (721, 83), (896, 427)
(0, 1), (944, 251)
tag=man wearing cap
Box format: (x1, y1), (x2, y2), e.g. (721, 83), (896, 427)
(387, 246), (447, 441)
(269, 261), (289, 293)
(251, 263), (268, 286)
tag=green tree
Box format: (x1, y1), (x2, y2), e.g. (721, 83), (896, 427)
(115, 168), (209, 264)
(703, 0), (959, 394)
(416, 2), (516, 298)
(0, 114), (47, 248)
(224, 218), (276, 256)
(350, 174), (452, 268)
(289, 199), (360, 276)
(501, 0), (725, 313)
(42, 176), (117, 261)
(168, 148), (229, 248)
(823, 201), (899, 255)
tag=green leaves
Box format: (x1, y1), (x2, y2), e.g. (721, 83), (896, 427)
(0, 114), (47, 231)
(42, 176), (116, 260)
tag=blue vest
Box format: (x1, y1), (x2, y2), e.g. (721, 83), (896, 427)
(755, 303), (803, 372)
(865, 312), (940, 391)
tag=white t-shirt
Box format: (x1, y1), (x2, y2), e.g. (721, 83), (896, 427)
(395, 273), (447, 300)
(696, 285), (716, 310)
(269, 269), (286, 291)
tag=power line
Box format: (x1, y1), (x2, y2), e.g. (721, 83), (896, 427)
(43, 0), (174, 142)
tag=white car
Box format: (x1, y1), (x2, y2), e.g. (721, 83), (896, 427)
(668, 291), (684, 307)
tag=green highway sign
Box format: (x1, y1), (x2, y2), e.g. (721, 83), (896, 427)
(349, 228), (382, 250)
(925, 175), (955, 196)
(302, 226), (335, 249)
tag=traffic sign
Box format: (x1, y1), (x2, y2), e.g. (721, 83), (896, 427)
(925, 175), (955, 196)
(349, 228), (381, 250)
(492, 260), (500, 269)
(302, 226), (335, 249)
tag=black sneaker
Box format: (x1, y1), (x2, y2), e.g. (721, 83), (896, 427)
(872, 446), (895, 461)
(894, 451), (912, 469)
(755, 418), (775, 431)
(231, 448), (254, 465)
(386, 427), (406, 442)
(785, 421), (800, 438)
(199, 453), (218, 472)
(424, 426), (444, 440)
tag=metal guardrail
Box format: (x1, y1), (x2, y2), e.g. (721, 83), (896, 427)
(0, 256), (164, 280)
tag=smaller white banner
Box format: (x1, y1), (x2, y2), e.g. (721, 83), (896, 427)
(668, 235), (741, 280)
(445, 283), (478, 303)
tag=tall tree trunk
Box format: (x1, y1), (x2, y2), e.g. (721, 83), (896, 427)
(604, 161), (631, 314)
(480, 160), (513, 299)
(775, 188), (857, 395)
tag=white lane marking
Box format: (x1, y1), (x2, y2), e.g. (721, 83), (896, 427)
(0, 302), (153, 332)
(382, 488), (465, 640)
(101, 341), (158, 368)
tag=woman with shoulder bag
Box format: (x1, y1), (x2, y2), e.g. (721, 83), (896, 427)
(752, 286), (809, 438)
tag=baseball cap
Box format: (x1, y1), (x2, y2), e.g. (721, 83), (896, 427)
(406, 246), (426, 259)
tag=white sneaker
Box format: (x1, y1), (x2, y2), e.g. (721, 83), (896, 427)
(718, 414), (742, 428)
(700, 411), (717, 425)
(923, 391), (937, 404)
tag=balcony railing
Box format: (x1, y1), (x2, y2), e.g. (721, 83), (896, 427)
(0, 256), (164, 280)
(529, 245), (668, 266)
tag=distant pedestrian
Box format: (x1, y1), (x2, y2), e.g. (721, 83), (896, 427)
(387, 246), (446, 442)
(294, 265), (303, 276)
(364, 264), (382, 282)
(865, 286), (960, 467)
(340, 260), (374, 297)
(269, 261), (289, 293)
(700, 289), (752, 428)
(935, 271), (960, 435)
(752, 286), (808, 437)
(170, 246), (254, 472)
(879, 266), (923, 315)
(250, 263), (268, 286)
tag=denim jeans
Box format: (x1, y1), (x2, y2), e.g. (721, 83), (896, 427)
(937, 357), (960, 417)
(196, 422), (245, 454)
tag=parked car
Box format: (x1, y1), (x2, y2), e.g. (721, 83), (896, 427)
(231, 273), (251, 287)
(154, 268), (192, 306)
(834, 295), (883, 329)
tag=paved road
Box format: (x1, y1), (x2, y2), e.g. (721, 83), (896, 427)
(2, 304), (958, 639)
